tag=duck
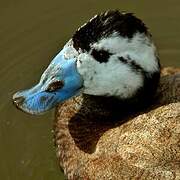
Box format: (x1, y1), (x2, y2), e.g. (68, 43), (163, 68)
(13, 10), (160, 115)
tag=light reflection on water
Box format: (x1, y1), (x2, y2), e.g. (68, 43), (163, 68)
(0, 0), (179, 179)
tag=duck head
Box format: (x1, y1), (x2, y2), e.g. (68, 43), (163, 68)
(13, 43), (83, 114)
(13, 10), (160, 115)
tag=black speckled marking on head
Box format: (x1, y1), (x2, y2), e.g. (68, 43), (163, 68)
(119, 56), (144, 73)
(46, 80), (64, 92)
(91, 49), (112, 63)
(72, 10), (148, 52)
(118, 55), (160, 105)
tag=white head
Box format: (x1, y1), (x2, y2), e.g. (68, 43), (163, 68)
(72, 11), (160, 99)
(13, 10), (160, 114)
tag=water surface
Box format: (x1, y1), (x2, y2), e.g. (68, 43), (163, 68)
(0, 0), (179, 179)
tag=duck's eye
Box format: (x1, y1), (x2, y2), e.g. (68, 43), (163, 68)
(91, 49), (111, 63)
(46, 80), (64, 92)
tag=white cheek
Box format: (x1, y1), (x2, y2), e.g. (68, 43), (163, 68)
(92, 33), (159, 73)
(77, 54), (143, 99)
(77, 53), (94, 75)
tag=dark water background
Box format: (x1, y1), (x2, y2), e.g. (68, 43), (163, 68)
(0, 0), (179, 179)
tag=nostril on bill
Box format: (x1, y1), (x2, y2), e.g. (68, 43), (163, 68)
(13, 96), (25, 107)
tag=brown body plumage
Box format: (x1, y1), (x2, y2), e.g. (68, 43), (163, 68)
(54, 67), (180, 179)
